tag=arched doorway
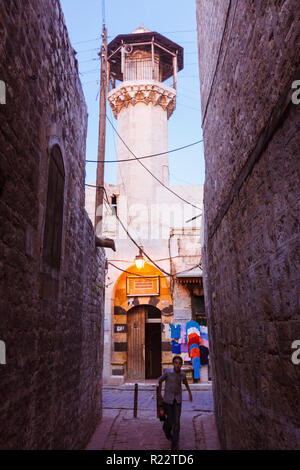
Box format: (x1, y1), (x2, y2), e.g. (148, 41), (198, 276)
(127, 305), (162, 380)
(110, 261), (173, 382)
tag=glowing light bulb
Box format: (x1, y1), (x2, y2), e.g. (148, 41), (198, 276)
(135, 249), (145, 269)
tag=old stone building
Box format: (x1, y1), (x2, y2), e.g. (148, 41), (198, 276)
(0, 0), (106, 449)
(85, 27), (208, 385)
(196, 0), (300, 450)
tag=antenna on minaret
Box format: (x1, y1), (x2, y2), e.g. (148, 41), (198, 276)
(95, 0), (107, 234)
(102, 0), (106, 27)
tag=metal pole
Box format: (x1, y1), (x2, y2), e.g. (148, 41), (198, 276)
(95, 23), (107, 234)
(107, 60), (110, 92)
(134, 383), (138, 418)
(151, 37), (155, 80)
(173, 53), (178, 91)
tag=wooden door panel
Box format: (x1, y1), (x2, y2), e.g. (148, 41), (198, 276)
(127, 306), (145, 379)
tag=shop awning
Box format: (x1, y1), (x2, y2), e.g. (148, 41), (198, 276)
(176, 267), (203, 284)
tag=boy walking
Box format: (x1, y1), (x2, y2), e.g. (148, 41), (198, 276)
(158, 356), (193, 450)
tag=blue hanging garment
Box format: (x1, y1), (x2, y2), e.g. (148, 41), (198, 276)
(170, 324), (181, 339)
(192, 356), (201, 379)
(171, 340), (181, 354)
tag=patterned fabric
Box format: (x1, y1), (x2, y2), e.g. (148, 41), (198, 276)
(186, 321), (200, 341)
(164, 324), (171, 340)
(186, 327), (201, 337)
(178, 324), (186, 344)
(200, 326), (209, 349)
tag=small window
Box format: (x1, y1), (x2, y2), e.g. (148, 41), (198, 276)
(42, 145), (65, 270)
(111, 195), (117, 215)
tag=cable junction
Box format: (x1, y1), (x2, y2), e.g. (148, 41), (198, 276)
(85, 183), (202, 278)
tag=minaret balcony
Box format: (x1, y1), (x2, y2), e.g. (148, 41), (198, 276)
(108, 80), (176, 119)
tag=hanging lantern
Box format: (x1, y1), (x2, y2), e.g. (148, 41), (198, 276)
(135, 248), (145, 269)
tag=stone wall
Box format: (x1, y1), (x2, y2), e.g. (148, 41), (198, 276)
(0, 0), (105, 449)
(196, 0), (300, 449)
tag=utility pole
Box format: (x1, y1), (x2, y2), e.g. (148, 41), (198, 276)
(95, 20), (107, 235)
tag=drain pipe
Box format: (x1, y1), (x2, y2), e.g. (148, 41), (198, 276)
(95, 235), (116, 251)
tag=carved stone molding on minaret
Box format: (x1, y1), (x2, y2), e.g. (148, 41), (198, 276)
(108, 81), (177, 120)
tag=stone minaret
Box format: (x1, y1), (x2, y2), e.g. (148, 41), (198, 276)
(107, 27), (183, 209)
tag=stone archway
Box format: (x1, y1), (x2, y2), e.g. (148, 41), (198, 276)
(111, 262), (173, 381)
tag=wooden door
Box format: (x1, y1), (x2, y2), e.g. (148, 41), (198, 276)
(127, 306), (145, 379)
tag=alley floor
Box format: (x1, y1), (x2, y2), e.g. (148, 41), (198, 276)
(86, 385), (220, 451)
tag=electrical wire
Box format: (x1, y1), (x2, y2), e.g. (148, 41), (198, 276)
(97, 184), (172, 275)
(106, 115), (202, 210)
(108, 261), (167, 278)
(72, 29), (196, 46)
(108, 261), (202, 279)
(85, 139), (203, 163)
(85, 183), (202, 277)
(76, 47), (100, 54)
(107, 254), (200, 263)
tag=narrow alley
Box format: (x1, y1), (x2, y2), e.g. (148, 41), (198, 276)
(0, 0), (299, 453)
(86, 385), (220, 451)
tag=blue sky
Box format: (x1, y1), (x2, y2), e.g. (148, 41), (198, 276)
(60, 0), (204, 186)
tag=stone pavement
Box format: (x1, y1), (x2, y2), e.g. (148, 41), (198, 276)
(102, 388), (214, 412)
(86, 387), (220, 450)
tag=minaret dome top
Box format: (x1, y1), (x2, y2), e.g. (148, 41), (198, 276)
(107, 28), (184, 83)
(131, 25), (152, 34)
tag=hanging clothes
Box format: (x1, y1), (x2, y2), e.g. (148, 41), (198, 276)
(187, 334), (201, 352)
(187, 333), (201, 344)
(186, 327), (201, 337)
(192, 356), (201, 379)
(186, 321), (200, 340)
(186, 321), (200, 329)
(189, 345), (200, 360)
(200, 345), (209, 365)
(170, 324), (181, 339)
(178, 324), (186, 344)
(190, 352), (200, 364)
(164, 323), (171, 340)
(171, 340), (181, 354)
(182, 353), (191, 362)
(200, 326), (209, 349)
(180, 344), (188, 353)
(186, 320), (202, 382)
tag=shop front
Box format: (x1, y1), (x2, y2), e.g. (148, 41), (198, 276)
(111, 262), (174, 381)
